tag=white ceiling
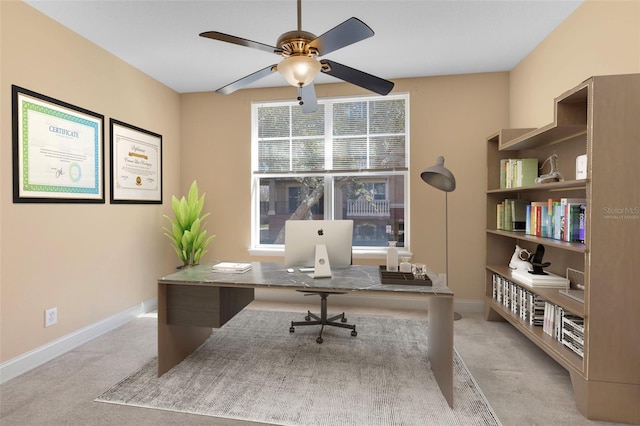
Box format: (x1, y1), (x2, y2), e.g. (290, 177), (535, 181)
(24, 0), (583, 94)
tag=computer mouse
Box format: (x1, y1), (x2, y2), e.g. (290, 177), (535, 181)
(287, 268), (294, 273)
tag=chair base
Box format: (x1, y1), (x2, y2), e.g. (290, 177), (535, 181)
(289, 292), (357, 344)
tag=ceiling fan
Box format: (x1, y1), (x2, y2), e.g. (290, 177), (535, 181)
(199, 0), (394, 113)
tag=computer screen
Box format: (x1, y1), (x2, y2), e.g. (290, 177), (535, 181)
(284, 220), (353, 268)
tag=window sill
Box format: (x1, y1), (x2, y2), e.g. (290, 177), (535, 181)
(248, 247), (413, 260)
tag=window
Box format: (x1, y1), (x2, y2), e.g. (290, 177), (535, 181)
(251, 93), (409, 253)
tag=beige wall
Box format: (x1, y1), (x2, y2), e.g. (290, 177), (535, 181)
(510, 0), (640, 127)
(2, 0), (638, 366)
(0, 1), (181, 362)
(180, 74), (510, 302)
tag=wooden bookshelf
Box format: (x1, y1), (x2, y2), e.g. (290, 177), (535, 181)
(484, 74), (640, 424)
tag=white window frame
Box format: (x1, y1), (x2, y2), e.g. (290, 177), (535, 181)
(248, 93), (410, 259)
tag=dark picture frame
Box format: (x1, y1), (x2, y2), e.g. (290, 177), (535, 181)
(12, 85), (105, 203)
(109, 119), (162, 204)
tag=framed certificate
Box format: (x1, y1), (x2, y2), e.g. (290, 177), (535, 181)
(12, 85), (105, 203)
(109, 119), (162, 204)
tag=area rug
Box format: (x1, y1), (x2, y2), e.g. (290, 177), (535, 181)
(96, 309), (501, 426)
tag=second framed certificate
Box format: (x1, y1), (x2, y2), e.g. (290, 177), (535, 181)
(110, 119), (162, 204)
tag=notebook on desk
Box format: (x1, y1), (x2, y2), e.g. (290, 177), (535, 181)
(212, 262), (252, 273)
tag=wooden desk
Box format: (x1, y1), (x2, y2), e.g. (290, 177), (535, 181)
(157, 262), (455, 407)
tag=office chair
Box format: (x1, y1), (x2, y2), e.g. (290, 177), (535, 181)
(289, 290), (357, 344)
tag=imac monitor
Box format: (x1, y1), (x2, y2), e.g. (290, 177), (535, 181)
(284, 220), (353, 277)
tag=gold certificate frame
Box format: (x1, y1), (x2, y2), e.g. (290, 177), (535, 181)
(109, 119), (162, 204)
(12, 85), (105, 203)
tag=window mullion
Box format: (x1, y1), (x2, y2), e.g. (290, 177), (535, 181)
(322, 102), (331, 218)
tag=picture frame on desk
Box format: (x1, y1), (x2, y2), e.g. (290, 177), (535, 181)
(109, 119), (162, 204)
(11, 85), (105, 203)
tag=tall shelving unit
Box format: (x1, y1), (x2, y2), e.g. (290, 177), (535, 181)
(484, 74), (639, 424)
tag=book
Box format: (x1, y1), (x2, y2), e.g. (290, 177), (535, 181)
(560, 198), (587, 242)
(516, 158), (539, 187)
(496, 202), (504, 230)
(528, 201), (547, 236)
(212, 262), (253, 273)
(509, 199), (530, 231)
(500, 158), (539, 188)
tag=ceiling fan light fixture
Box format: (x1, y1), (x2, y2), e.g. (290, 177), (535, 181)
(277, 56), (321, 87)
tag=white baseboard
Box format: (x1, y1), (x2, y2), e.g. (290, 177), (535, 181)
(255, 289), (484, 314)
(0, 298), (157, 385)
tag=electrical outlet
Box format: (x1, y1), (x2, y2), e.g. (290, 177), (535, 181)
(45, 307), (57, 327)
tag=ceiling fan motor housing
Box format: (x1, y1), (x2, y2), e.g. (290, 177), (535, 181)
(277, 30), (318, 57)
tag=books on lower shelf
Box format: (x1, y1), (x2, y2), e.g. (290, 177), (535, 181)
(511, 269), (567, 288)
(491, 273), (584, 359)
(212, 262), (252, 273)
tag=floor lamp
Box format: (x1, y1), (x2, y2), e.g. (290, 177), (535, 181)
(420, 156), (462, 320)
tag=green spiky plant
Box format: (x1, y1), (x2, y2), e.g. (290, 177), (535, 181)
(163, 180), (215, 267)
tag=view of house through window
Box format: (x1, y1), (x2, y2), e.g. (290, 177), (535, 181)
(252, 93), (409, 251)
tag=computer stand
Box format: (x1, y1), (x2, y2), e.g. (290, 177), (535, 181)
(289, 291), (357, 344)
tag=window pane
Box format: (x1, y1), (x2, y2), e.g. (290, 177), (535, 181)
(258, 106), (290, 138)
(334, 174), (405, 247)
(333, 101), (367, 135)
(293, 138), (324, 171)
(258, 176), (325, 244)
(258, 139), (290, 171)
(333, 138), (367, 169)
(292, 105), (324, 136)
(370, 136), (407, 168)
(370, 99), (405, 134)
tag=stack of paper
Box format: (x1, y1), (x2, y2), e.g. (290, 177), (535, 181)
(511, 269), (566, 288)
(212, 262), (252, 273)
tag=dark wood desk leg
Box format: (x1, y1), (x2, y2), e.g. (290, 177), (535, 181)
(157, 283), (212, 377)
(427, 295), (454, 408)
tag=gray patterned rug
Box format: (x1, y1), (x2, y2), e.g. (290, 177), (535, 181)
(96, 309), (501, 425)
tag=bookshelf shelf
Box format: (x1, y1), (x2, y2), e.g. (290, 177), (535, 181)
(486, 179), (587, 194)
(486, 264), (585, 316)
(484, 74), (640, 424)
(486, 230), (587, 253)
(485, 298), (584, 373)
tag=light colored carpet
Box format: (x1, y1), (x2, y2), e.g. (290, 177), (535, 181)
(96, 309), (501, 426)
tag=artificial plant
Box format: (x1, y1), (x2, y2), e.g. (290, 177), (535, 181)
(163, 180), (215, 267)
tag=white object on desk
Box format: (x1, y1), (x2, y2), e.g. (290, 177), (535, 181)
(399, 257), (412, 273)
(212, 262), (252, 273)
(576, 154), (587, 179)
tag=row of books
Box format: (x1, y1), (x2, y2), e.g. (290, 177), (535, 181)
(500, 158), (538, 189)
(491, 273), (584, 358)
(492, 273), (546, 325)
(542, 301), (585, 358)
(496, 197), (586, 243)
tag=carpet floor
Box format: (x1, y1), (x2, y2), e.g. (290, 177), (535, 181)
(96, 309), (501, 426)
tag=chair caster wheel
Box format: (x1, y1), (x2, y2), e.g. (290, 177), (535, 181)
(341, 317), (347, 323)
(351, 330), (357, 337)
(316, 337), (323, 344)
(289, 327), (295, 333)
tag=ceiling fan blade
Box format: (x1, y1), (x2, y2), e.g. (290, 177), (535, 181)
(216, 64), (277, 94)
(320, 60), (394, 95)
(200, 31), (282, 55)
(299, 84), (318, 113)
(309, 17), (374, 56)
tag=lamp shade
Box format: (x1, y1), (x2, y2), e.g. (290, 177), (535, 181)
(421, 156), (456, 192)
(277, 56), (321, 87)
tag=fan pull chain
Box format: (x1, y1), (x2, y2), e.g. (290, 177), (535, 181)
(297, 85), (304, 106)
